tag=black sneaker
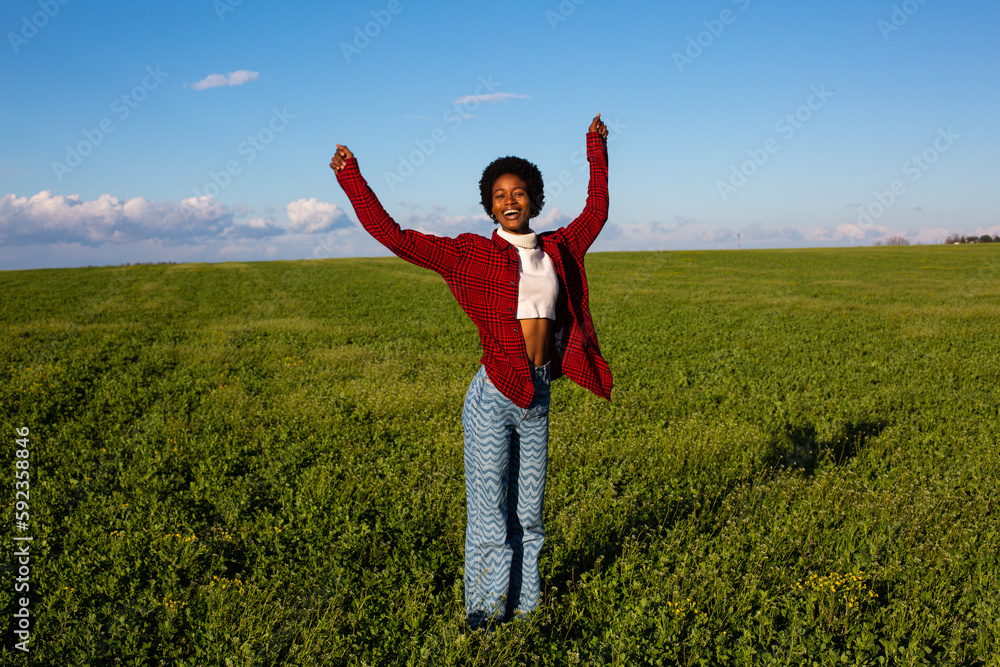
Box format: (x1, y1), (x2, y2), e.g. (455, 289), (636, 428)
(466, 610), (500, 632)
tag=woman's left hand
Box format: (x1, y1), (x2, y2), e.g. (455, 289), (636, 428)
(329, 144), (354, 173)
(589, 113), (609, 140)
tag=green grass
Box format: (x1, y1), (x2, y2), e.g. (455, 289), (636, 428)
(1, 245), (999, 666)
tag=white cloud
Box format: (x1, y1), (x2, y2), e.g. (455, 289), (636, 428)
(401, 209), (491, 238)
(223, 214), (285, 240)
(310, 226), (383, 260)
(189, 70), (260, 91)
(0, 192), (386, 269)
(702, 223), (805, 245)
(218, 241), (278, 257)
(452, 92), (530, 105)
(833, 223), (892, 241)
(0, 191), (234, 245)
(285, 198), (349, 234)
(4, 190), (986, 270)
(392, 206), (569, 237)
(532, 207), (570, 231)
(245, 217), (271, 229)
(0, 192), (348, 250)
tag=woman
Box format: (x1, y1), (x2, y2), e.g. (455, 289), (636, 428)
(329, 114), (613, 628)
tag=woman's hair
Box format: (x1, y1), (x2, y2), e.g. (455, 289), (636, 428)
(479, 156), (544, 221)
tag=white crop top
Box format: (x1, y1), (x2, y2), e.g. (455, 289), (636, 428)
(497, 228), (559, 320)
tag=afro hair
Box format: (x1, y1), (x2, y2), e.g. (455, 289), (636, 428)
(479, 156), (544, 221)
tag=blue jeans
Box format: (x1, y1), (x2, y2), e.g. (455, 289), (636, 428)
(462, 363), (551, 622)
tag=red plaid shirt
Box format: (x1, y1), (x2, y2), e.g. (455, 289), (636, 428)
(335, 132), (613, 408)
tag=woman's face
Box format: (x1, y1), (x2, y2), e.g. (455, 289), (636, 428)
(491, 173), (531, 234)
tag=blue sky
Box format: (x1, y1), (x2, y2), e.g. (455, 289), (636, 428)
(1, 0), (998, 270)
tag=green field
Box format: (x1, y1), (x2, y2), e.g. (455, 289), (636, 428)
(2, 245), (999, 666)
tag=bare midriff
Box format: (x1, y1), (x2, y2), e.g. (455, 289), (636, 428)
(519, 318), (554, 367)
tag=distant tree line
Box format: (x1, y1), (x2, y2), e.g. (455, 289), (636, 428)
(944, 233), (1000, 244)
(873, 233), (1000, 247)
(874, 235), (911, 246)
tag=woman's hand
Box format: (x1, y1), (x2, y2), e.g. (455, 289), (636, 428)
(589, 113), (608, 140)
(329, 144), (354, 173)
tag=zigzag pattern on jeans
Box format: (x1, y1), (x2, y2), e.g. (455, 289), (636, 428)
(463, 364), (550, 620)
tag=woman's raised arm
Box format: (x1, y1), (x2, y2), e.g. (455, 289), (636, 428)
(331, 144), (463, 277)
(551, 114), (610, 257)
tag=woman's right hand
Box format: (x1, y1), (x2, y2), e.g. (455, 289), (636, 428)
(588, 114), (608, 140)
(329, 144), (354, 173)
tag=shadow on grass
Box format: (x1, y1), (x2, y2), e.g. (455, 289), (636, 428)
(384, 417), (892, 637)
(542, 418), (889, 598)
(777, 419), (888, 475)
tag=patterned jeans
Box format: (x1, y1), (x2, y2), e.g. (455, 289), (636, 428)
(462, 363), (551, 622)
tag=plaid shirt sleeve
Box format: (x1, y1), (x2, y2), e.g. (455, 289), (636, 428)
(549, 132), (609, 259)
(335, 157), (461, 277)
(540, 131), (613, 402)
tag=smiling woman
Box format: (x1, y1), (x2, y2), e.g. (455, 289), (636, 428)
(329, 114), (613, 629)
(492, 173), (533, 230)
